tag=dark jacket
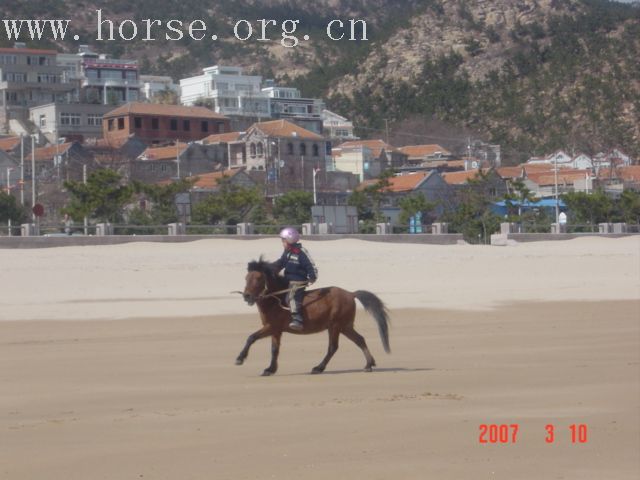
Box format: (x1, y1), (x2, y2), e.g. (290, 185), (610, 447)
(272, 243), (318, 283)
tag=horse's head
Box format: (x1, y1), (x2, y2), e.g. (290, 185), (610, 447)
(243, 258), (277, 305)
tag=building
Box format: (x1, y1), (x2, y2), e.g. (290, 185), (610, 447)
(229, 119), (330, 196)
(0, 44), (75, 130)
(398, 144), (452, 167)
(140, 75), (180, 102)
(132, 142), (227, 183)
(180, 65), (269, 127)
(261, 82), (324, 134)
(332, 139), (407, 177)
(57, 46), (141, 105)
(29, 103), (113, 143)
(322, 109), (357, 141)
(102, 102), (230, 145)
(357, 171), (451, 226)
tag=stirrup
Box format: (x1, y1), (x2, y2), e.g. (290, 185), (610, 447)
(289, 315), (303, 331)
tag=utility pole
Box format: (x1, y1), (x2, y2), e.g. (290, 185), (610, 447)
(31, 135), (36, 221)
(19, 134), (24, 205)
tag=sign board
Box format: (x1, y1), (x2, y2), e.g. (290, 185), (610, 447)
(32, 203), (44, 217)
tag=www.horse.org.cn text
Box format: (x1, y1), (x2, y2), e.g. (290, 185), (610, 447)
(1, 10), (369, 48)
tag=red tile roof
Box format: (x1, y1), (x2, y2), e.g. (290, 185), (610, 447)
(441, 169), (490, 185)
(202, 132), (242, 144)
(615, 166), (640, 183)
(104, 102), (227, 120)
(188, 168), (244, 189)
(399, 144), (451, 158)
(526, 169), (591, 186)
(358, 172), (429, 192)
(32, 143), (74, 161)
(0, 136), (21, 152)
(251, 119), (323, 140)
(139, 143), (189, 161)
(0, 47), (57, 55)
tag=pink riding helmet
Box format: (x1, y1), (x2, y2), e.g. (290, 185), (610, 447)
(279, 227), (300, 244)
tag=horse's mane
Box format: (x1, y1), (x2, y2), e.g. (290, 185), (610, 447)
(247, 256), (287, 288)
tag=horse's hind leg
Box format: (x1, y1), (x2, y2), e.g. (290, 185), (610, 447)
(262, 332), (282, 376)
(341, 326), (376, 372)
(312, 325), (340, 374)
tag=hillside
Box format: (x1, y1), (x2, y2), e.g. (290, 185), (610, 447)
(1, 0), (638, 162)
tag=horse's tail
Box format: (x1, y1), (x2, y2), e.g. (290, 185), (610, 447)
(354, 290), (391, 354)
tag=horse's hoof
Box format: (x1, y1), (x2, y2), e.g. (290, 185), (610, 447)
(261, 369), (275, 376)
(235, 359), (244, 365)
(311, 366), (325, 374)
(364, 366), (373, 372)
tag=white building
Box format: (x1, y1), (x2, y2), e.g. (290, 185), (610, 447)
(57, 45), (141, 105)
(322, 109), (357, 140)
(262, 83), (324, 134)
(180, 65), (270, 119)
(140, 75), (180, 101)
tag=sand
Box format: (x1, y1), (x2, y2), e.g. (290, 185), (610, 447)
(1, 237), (639, 479)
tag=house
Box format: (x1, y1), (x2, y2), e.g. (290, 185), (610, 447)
(102, 102), (230, 145)
(398, 144), (452, 166)
(29, 103), (113, 143)
(237, 119), (330, 197)
(261, 82), (324, 134)
(357, 171), (451, 225)
(524, 169), (593, 197)
(140, 75), (180, 102)
(332, 139), (407, 179)
(27, 142), (95, 181)
(442, 168), (508, 203)
(131, 142), (226, 183)
(322, 109), (357, 141)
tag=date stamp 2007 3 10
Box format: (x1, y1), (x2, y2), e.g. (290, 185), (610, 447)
(478, 424), (589, 444)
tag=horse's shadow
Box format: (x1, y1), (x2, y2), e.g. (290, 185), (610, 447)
(283, 367), (434, 376)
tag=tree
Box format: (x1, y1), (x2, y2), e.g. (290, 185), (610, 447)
(347, 170), (394, 222)
(63, 169), (133, 223)
(0, 192), (28, 225)
(561, 190), (614, 226)
(272, 190), (314, 226)
(398, 193), (436, 226)
(443, 172), (501, 243)
(132, 178), (195, 225)
(191, 177), (262, 225)
(616, 190), (640, 224)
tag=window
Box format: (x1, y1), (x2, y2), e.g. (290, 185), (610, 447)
(257, 143), (264, 156)
(312, 144), (319, 157)
(170, 119), (178, 131)
(151, 118), (159, 130)
(87, 115), (102, 127)
(300, 143), (307, 156)
(201, 121), (209, 133)
(183, 120), (190, 131)
(60, 113), (81, 126)
(250, 143), (257, 157)
(134, 117), (142, 129)
(287, 142), (294, 155)
(117, 117), (125, 130)
(108, 119), (115, 131)
(39, 115), (46, 128)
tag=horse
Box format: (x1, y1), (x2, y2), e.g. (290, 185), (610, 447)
(236, 258), (391, 376)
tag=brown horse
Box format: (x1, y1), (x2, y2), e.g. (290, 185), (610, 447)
(237, 258), (391, 376)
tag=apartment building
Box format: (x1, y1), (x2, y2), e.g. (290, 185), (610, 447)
(0, 44), (75, 130)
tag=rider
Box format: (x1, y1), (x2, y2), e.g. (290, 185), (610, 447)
(271, 227), (318, 331)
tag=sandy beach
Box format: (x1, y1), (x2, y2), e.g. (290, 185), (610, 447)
(1, 237), (639, 479)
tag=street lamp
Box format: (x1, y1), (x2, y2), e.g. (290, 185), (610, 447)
(31, 134), (36, 222)
(554, 154), (559, 226)
(312, 167), (320, 205)
(6, 167), (13, 194)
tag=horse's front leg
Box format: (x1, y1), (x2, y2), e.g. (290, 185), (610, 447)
(235, 326), (272, 366)
(262, 332), (282, 376)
